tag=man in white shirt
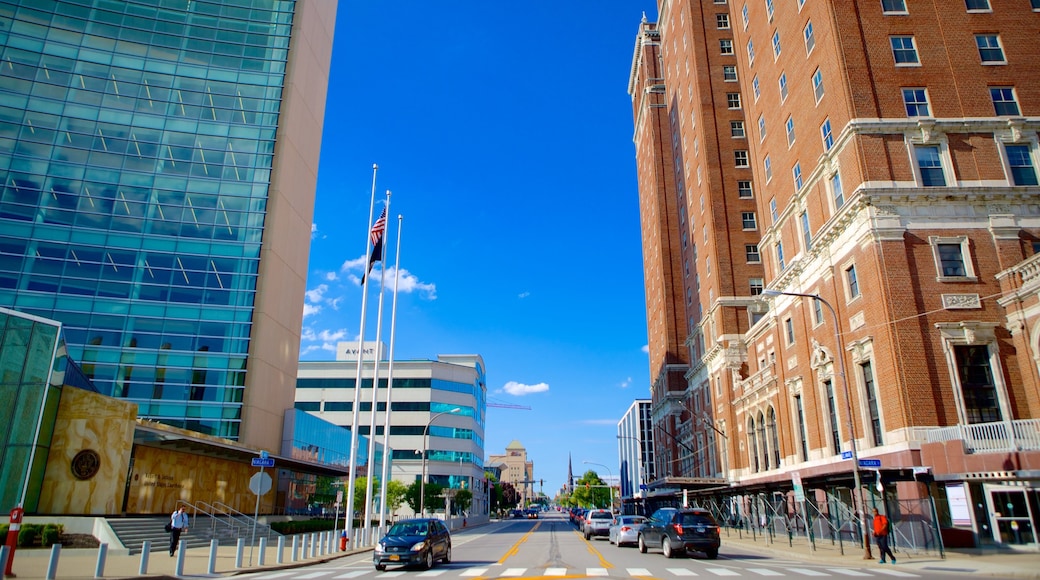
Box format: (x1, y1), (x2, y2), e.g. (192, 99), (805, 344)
(169, 507), (189, 556)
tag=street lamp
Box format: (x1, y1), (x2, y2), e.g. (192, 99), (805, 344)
(762, 289), (872, 560)
(421, 407), (461, 517)
(582, 460), (615, 512)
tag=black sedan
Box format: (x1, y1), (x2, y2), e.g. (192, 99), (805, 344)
(373, 518), (451, 570)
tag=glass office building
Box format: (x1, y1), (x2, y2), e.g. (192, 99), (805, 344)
(0, 0), (335, 449)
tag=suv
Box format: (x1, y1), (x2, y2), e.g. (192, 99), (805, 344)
(583, 509), (613, 540)
(637, 507), (720, 559)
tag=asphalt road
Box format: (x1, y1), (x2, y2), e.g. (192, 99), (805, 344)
(232, 511), (1018, 579)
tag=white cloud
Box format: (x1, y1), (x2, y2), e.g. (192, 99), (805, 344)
(641, 344), (649, 354)
(325, 271), (338, 281)
(619, 377), (632, 389)
(306, 284), (328, 304)
(518, 291), (530, 299)
(316, 328), (347, 342)
(303, 303), (322, 318)
(581, 418), (619, 426)
(311, 223), (318, 238)
(341, 257), (437, 300)
(500, 381), (549, 396)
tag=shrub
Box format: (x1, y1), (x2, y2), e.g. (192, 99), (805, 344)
(269, 519), (338, 535)
(41, 524), (61, 547)
(18, 524), (41, 547)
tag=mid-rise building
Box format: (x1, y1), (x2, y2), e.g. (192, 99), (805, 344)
(0, 0), (335, 452)
(630, 0), (1040, 548)
(617, 399), (655, 510)
(488, 440), (536, 507)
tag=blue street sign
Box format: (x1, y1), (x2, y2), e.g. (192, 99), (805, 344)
(639, 484), (649, 491)
(858, 459), (881, 468)
(252, 457), (275, 468)
(841, 451), (853, 460)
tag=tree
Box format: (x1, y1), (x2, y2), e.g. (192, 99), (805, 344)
(384, 480), (409, 518)
(572, 470), (607, 508)
(501, 482), (520, 509)
(353, 476), (378, 515)
(454, 489), (473, 514)
(405, 479), (444, 514)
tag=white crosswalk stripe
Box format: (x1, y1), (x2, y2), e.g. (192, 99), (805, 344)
(252, 573), (297, 580)
(746, 569), (784, 576)
(627, 568), (653, 576)
(587, 568), (609, 576)
(416, 570), (448, 577)
(873, 569), (920, 577)
(332, 571), (369, 578)
(827, 569), (872, 576)
(787, 569), (830, 577)
(545, 568), (568, 576)
(499, 568), (526, 576)
(667, 569), (699, 576)
(378, 572), (406, 578)
(460, 568), (488, 577)
(296, 572), (334, 579)
(704, 569), (739, 576)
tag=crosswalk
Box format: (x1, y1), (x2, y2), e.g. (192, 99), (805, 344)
(241, 565), (922, 579)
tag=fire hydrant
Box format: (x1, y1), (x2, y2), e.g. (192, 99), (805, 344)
(339, 531), (348, 552)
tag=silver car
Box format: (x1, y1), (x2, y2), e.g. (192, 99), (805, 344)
(609, 515), (647, 547)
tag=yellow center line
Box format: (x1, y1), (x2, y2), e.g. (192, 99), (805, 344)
(497, 521), (542, 564)
(577, 530), (614, 569)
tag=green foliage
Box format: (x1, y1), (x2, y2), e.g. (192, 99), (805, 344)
(405, 479), (444, 514)
(384, 479), (409, 516)
(41, 524), (60, 546)
(454, 489), (473, 513)
(18, 524), (41, 547)
(571, 470), (608, 508)
(269, 519), (337, 535)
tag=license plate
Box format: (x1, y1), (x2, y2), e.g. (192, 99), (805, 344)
(389, 555), (399, 561)
(696, 527), (705, 533)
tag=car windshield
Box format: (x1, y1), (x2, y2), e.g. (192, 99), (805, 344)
(389, 522), (427, 536)
(679, 514), (716, 527)
(625, 516), (646, 524)
(591, 512), (612, 519)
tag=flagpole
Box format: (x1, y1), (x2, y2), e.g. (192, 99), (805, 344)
(346, 163), (378, 546)
(363, 190), (391, 541)
(379, 214), (404, 530)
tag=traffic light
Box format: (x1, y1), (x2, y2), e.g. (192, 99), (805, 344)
(585, 483), (590, 490)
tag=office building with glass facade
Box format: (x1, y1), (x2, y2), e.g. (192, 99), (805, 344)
(617, 399), (653, 509)
(0, 0), (336, 452)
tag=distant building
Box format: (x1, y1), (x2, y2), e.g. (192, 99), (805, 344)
(618, 399), (654, 508)
(488, 440), (536, 506)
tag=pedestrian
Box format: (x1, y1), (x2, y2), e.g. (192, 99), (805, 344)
(169, 506), (189, 557)
(872, 507), (896, 564)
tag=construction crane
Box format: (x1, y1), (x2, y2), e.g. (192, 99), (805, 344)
(487, 401), (531, 410)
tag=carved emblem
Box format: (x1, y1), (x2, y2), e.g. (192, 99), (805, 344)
(71, 449), (101, 480)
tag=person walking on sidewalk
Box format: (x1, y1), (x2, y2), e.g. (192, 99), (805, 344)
(872, 508), (896, 564)
(169, 507), (189, 557)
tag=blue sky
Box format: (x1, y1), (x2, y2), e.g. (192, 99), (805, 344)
(300, 2), (658, 496)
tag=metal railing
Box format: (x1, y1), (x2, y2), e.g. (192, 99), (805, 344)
(179, 500), (277, 544)
(924, 418), (1040, 453)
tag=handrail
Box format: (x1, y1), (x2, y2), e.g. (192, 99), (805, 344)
(213, 501), (277, 541)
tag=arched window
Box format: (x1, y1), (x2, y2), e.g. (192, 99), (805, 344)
(768, 407), (781, 468)
(757, 411), (769, 470)
(748, 417), (760, 472)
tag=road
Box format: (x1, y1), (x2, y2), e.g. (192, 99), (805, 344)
(235, 511), (1012, 580)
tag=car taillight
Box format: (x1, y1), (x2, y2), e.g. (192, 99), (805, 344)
(673, 523), (684, 535)
(620, 526), (631, 532)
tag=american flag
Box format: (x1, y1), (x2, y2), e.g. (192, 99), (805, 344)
(369, 207), (387, 246)
(361, 207), (388, 284)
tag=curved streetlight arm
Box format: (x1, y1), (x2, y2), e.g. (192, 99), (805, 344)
(762, 289), (873, 559)
(420, 408), (461, 517)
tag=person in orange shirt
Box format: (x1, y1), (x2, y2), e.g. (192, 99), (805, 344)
(872, 508), (896, 564)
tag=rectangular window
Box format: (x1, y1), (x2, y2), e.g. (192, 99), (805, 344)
(917, 145), (946, 186)
(891, 36), (919, 65)
(779, 72), (789, 101)
(742, 212), (758, 229)
(766, 0), (775, 20)
(777, 241), (786, 271)
(846, 264), (860, 298)
(795, 395), (809, 461)
(772, 30), (782, 58)
(770, 198), (778, 222)
(1007, 144), (1039, 186)
(742, 4), (750, 28)
(727, 93), (742, 109)
(938, 243), (967, 277)
(812, 296), (824, 325)
(804, 20), (816, 54)
(753, 75), (761, 100)
(812, 68), (825, 102)
(882, 0), (907, 12)
(717, 13), (731, 29)
(785, 318), (795, 345)
(764, 156), (773, 181)
(990, 87), (1020, 116)
(862, 361), (884, 447)
(965, 0), (990, 10)
(746, 244), (761, 262)
(786, 117), (796, 147)
(800, 211), (812, 249)
(750, 277), (764, 295)
(903, 88), (931, 117)
(758, 116), (767, 141)
(825, 380), (842, 453)
(793, 162), (804, 190)
(738, 180), (753, 198)
(721, 39), (735, 55)
(832, 171), (844, 208)
(747, 39), (756, 65)
(954, 345), (1002, 424)
(821, 118), (834, 150)
(735, 150), (750, 167)
(976, 35), (1005, 63)
(723, 65), (738, 81)
(1032, 0), (1040, 9)
(731, 121), (746, 138)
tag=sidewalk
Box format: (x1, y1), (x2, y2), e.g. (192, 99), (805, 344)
(3, 526), (1038, 579)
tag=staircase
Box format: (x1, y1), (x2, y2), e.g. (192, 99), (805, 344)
(106, 511), (281, 555)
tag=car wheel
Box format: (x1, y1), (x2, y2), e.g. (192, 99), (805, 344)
(637, 535), (647, 553)
(706, 549), (719, 560)
(423, 550), (434, 570)
(662, 537), (675, 558)
(375, 564), (386, 571)
(442, 544), (452, 563)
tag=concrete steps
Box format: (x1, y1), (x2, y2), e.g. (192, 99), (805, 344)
(105, 516), (279, 555)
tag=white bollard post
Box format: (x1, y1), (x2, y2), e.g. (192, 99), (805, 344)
(208, 539), (219, 575)
(277, 536), (285, 564)
(310, 533), (317, 558)
(0, 546), (10, 578)
(291, 535), (299, 562)
(94, 543), (108, 578)
(258, 536), (267, 566)
(138, 541), (150, 575)
(174, 540), (186, 576)
(235, 537), (245, 568)
(45, 544), (61, 580)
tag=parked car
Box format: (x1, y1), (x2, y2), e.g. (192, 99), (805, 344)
(637, 507), (720, 559)
(609, 514), (646, 546)
(525, 508), (539, 519)
(510, 509), (525, 519)
(373, 518), (451, 570)
(583, 509), (614, 539)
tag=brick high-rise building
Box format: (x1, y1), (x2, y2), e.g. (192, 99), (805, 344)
(630, 1), (1040, 548)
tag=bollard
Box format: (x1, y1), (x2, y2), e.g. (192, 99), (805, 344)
(258, 537), (267, 566)
(174, 540), (185, 576)
(276, 536), (285, 564)
(94, 543), (108, 578)
(139, 540), (150, 575)
(310, 533), (318, 558)
(235, 538), (245, 568)
(291, 535), (299, 562)
(0, 546), (9, 579)
(208, 539), (219, 575)
(45, 544), (61, 580)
